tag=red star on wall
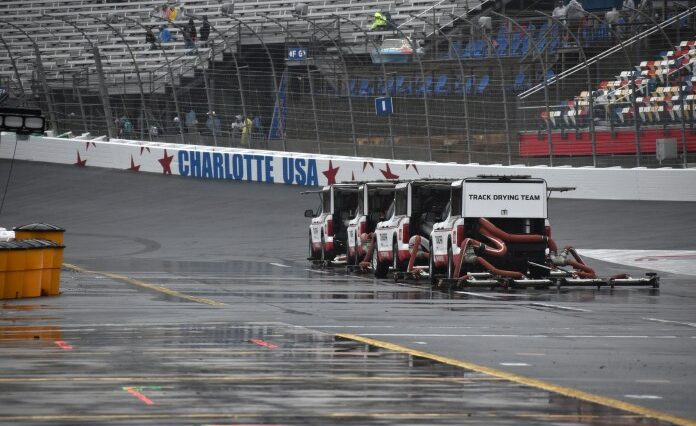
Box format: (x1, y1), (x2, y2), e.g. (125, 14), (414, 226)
(322, 160), (340, 185)
(380, 163), (399, 180)
(140, 146), (151, 155)
(128, 155), (140, 172)
(74, 151), (87, 167)
(362, 161), (374, 172)
(406, 163), (419, 174)
(85, 141), (97, 150)
(158, 149), (174, 175)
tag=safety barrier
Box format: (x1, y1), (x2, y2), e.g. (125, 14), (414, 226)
(1, 132), (695, 201)
(0, 223), (65, 299)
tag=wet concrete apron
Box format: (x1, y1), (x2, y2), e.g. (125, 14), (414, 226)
(0, 160), (694, 425)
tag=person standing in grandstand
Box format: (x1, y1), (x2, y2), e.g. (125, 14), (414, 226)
(185, 109), (198, 133)
(184, 18), (197, 50)
(145, 27), (157, 50)
(206, 111), (221, 136)
(119, 115), (133, 138)
(552, 1), (566, 20)
(230, 115), (243, 145)
(159, 25), (172, 43)
(241, 114), (253, 146)
(371, 11), (388, 30)
(565, 0), (585, 20)
(199, 16), (210, 47)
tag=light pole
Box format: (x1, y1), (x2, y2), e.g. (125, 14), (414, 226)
(220, 3), (286, 151)
(42, 12), (117, 139)
(0, 18), (58, 134)
(109, 14), (185, 143)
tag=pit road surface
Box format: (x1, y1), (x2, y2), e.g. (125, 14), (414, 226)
(0, 160), (695, 425)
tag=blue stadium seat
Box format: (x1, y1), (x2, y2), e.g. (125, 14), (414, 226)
(375, 79), (385, 96)
(349, 80), (358, 96)
(513, 70), (527, 92)
(466, 77), (474, 95)
(545, 69), (555, 81)
(461, 41), (473, 58)
(471, 40), (488, 58)
(476, 74), (489, 95)
(398, 77), (413, 95)
(535, 22), (549, 51)
(358, 79), (371, 96)
(453, 77), (474, 96)
(496, 25), (509, 56)
(596, 22), (609, 40)
(434, 74), (449, 95)
(395, 76), (406, 94)
(416, 75), (433, 95)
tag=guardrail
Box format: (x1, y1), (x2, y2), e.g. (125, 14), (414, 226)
(1, 132), (694, 201)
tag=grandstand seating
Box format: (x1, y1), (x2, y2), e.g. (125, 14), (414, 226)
(0, 0), (485, 99)
(521, 38), (696, 157)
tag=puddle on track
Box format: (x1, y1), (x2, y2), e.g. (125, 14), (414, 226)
(0, 319), (674, 425)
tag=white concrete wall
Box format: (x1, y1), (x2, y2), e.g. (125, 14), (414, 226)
(1, 133), (694, 201)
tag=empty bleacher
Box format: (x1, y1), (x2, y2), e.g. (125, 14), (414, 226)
(522, 38), (696, 158)
(0, 0), (488, 99)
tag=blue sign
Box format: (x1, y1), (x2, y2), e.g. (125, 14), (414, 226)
(288, 48), (307, 61)
(375, 96), (393, 116)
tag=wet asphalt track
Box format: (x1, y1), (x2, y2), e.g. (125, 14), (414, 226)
(0, 159), (695, 425)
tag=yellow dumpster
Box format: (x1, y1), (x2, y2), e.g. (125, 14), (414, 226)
(0, 242), (9, 298)
(13, 223), (65, 245)
(20, 240), (43, 298)
(3, 242), (26, 299)
(48, 244), (65, 296)
(35, 240), (56, 296)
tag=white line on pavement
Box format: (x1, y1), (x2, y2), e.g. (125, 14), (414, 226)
(642, 317), (696, 328)
(529, 303), (592, 312)
(624, 395), (663, 400)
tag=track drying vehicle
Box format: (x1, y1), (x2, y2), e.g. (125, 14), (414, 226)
(372, 180), (452, 278)
(346, 182), (396, 267)
(305, 184), (359, 263)
(430, 175), (659, 289)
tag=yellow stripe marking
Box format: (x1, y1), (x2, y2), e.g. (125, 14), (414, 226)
(63, 263), (225, 306)
(337, 333), (696, 426)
